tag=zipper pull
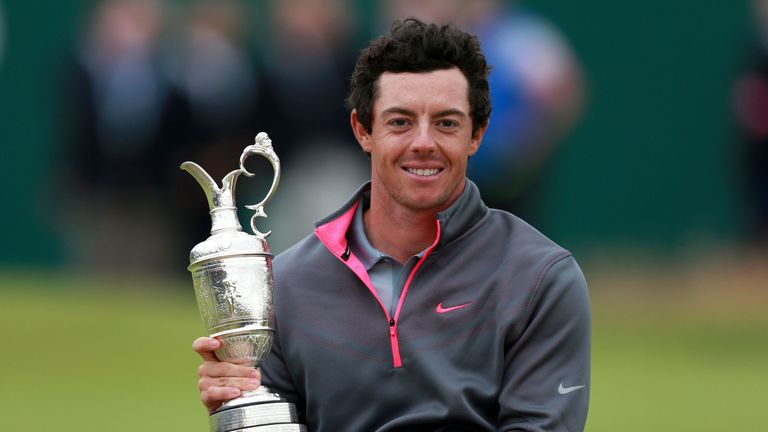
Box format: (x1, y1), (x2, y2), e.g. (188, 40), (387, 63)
(341, 244), (351, 261)
(389, 318), (396, 335)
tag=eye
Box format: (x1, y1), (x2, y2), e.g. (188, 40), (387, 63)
(389, 118), (410, 127)
(437, 119), (459, 129)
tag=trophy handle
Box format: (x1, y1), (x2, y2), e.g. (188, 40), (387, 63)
(240, 132), (281, 238)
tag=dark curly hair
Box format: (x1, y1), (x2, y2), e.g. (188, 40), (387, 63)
(346, 18), (491, 136)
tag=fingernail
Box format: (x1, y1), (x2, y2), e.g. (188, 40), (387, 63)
(250, 370), (259, 378)
(209, 339), (219, 349)
(228, 388), (241, 398)
(248, 379), (260, 386)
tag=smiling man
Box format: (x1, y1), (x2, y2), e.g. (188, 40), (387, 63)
(194, 18), (591, 431)
(351, 68), (484, 264)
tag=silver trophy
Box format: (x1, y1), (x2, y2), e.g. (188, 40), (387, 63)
(182, 133), (305, 432)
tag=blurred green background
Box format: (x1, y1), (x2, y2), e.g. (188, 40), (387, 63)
(1, 0), (767, 430)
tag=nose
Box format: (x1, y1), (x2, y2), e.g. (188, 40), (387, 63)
(410, 123), (436, 153)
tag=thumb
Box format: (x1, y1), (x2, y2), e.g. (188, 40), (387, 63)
(192, 336), (221, 362)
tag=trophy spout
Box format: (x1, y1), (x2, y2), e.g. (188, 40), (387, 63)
(180, 161), (242, 210)
(180, 161), (217, 207)
(181, 161), (243, 235)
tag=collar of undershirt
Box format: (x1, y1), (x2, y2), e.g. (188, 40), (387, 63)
(347, 191), (424, 270)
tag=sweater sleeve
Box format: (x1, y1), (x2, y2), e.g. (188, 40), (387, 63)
(259, 320), (305, 420)
(498, 255), (591, 431)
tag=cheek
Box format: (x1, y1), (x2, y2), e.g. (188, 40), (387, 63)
(370, 152), (391, 176)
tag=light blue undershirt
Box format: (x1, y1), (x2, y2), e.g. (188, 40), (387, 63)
(347, 195), (423, 316)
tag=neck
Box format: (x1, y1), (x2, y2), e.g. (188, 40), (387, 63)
(363, 200), (437, 264)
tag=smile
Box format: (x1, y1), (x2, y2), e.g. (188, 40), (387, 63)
(406, 168), (441, 176)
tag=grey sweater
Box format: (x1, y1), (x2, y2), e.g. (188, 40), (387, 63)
(261, 180), (591, 431)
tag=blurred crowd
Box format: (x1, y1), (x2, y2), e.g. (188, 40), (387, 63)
(58, 0), (585, 277)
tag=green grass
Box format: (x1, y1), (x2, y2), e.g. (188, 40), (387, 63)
(588, 310), (768, 430)
(0, 272), (206, 431)
(1, 271), (767, 431)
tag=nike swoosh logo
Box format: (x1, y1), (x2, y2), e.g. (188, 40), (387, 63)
(435, 302), (471, 314)
(558, 383), (586, 395)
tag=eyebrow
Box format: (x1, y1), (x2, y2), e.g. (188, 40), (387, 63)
(382, 107), (415, 117)
(434, 108), (467, 118)
(381, 107), (468, 118)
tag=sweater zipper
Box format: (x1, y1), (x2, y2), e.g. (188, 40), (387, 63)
(387, 219), (441, 368)
(388, 318), (401, 367)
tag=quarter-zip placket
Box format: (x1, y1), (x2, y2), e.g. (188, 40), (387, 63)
(388, 220), (441, 367)
(316, 217), (442, 368)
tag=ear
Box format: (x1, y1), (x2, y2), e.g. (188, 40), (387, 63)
(350, 110), (372, 153)
(468, 122), (488, 156)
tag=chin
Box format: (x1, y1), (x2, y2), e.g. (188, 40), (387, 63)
(400, 194), (450, 212)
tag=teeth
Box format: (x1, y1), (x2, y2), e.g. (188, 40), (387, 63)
(407, 168), (440, 176)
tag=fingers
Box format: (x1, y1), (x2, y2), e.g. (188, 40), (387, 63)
(198, 368), (261, 414)
(198, 360), (260, 379)
(194, 337), (262, 413)
(198, 375), (261, 398)
(192, 337), (221, 362)
(201, 386), (243, 413)
(198, 375), (261, 392)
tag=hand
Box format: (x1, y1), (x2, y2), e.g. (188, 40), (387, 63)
(193, 336), (261, 414)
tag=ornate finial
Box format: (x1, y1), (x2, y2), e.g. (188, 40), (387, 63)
(240, 133), (279, 177)
(252, 132), (272, 153)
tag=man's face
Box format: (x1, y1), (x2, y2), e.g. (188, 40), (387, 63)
(351, 68), (486, 215)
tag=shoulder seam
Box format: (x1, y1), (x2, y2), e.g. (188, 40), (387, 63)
(524, 251), (573, 320)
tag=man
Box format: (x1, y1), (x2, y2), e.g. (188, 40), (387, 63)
(194, 18), (590, 431)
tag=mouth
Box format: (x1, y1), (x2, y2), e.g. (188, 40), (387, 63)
(404, 167), (442, 177)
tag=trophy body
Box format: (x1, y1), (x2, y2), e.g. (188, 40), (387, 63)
(183, 133), (306, 432)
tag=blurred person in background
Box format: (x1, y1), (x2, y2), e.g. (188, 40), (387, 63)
(194, 18), (590, 431)
(161, 0), (263, 259)
(255, 0), (369, 252)
(61, 0), (178, 275)
(384, 0), (585, 220)
(733, 0), (768, 249)
(162, 0), (256, 139)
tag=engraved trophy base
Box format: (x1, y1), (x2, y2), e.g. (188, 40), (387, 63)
(210, 386), (306, 432)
